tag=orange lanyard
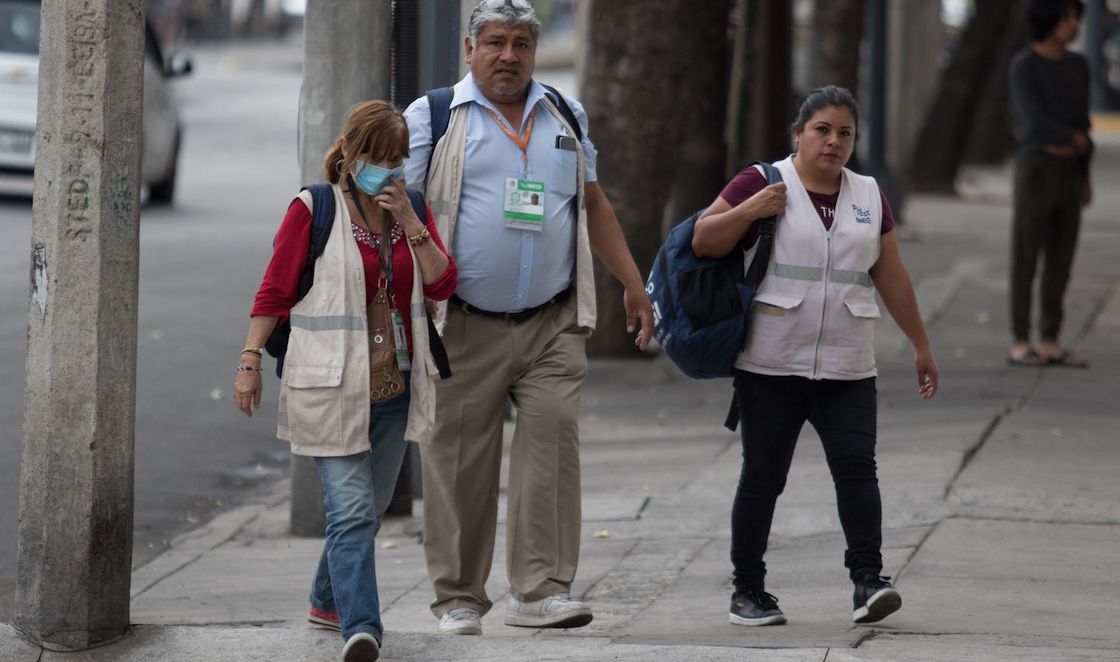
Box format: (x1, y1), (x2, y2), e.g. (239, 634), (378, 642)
(482, 106), (537, 173)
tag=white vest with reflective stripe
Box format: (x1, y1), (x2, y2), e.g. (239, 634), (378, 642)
(277, 185), (439, 455)
(735, 156), (883, 380)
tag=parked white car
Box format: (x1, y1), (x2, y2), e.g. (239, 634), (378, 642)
(0, 0), (191, 204)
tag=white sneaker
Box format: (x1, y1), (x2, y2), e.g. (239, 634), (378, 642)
(505, 592), (593, 628)
(342, 632), (379, 662)
(438, 607), (482, 635)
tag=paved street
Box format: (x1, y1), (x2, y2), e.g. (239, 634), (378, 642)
(4, 35), (1120, 662)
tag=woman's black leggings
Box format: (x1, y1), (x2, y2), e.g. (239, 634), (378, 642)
(731, 370), (882, 592)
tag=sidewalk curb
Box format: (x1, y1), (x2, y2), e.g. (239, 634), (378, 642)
(130, 482), (290, 599)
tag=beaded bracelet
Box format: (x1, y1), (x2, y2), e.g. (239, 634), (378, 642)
(408, 228), (430, 247)
(237, 366), (264, 373)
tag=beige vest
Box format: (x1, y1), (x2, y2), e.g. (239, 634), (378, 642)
(423, 91), (597, 330)
(736, 156), (883, 380)
(277, 185), (439, 455)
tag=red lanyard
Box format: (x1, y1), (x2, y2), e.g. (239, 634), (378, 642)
(482, 106), (537, 171)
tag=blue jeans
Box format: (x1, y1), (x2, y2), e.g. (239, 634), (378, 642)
(309, 379), (410, 643)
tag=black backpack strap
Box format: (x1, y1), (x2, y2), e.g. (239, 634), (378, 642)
(290, 183), (336, 300)
(405, 187), (453, 380)
(743, 162), (782, 290)
(425, 86), (455, 175)
(541, 84), (582, 143)
(724, 396), (740, 432)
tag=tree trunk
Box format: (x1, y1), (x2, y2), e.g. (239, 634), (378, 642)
(808, 0), (867, 93)
(907, 0), (1023, 192)
(726, 0), (794, 173)
(965, 0), (1030, 164)
(582, 1), (729, 357)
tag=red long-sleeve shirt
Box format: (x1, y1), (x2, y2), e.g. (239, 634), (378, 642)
(252, 197), (457, 356)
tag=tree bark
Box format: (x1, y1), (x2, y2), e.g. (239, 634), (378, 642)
(965, 0), (1030, 164)
(808, 0), (867, 93)
(582, 0), (729, 357)
(907, 0), (1023, 192)
(726, 0), (794, 173)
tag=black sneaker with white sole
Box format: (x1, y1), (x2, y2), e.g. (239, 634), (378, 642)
(852, 575), (902, 624)
(729, 589), (787, 626)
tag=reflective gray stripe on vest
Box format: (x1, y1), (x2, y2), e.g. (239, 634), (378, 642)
(830, 269), (873, 287)
(290, 314), (366, 331)
(772, 262), (871, 287)
(772, 262), (824, 281)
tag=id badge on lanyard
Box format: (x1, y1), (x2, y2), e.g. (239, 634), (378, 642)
(504, 178), (546, 231)
(484, 106), (547, 232)
(390, 310), (411, 372)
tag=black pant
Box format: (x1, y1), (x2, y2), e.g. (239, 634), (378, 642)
(730, 371), (881, 592)
(1010, 151), (1084, 343)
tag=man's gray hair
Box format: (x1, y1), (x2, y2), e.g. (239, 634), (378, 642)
(468, 0), (541, 43)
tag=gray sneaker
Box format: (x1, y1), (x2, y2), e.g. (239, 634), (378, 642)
(342, 632), (380, 661)
(438, 607), (482, 635)
(505, 593), (593, 628)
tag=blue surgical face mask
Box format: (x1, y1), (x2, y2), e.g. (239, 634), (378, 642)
(353, 160), (403, 195)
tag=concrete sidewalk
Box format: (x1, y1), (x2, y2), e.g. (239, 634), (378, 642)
(5, 151), (1120, 660)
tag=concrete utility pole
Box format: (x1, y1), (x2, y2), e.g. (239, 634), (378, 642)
(291, 0), (392, 536)
(15, 0), (145, 651)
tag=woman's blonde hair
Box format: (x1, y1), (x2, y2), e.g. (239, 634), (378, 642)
(323, 100), (410, 184)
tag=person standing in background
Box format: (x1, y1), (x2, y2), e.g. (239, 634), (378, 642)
(1007, 0), (1092, 368)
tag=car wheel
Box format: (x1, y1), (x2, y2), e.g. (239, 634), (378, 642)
(149, 129), (180, 205)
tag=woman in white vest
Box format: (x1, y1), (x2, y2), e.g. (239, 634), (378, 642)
(233, 101), (457, 662)
(692, 86), (938, 629)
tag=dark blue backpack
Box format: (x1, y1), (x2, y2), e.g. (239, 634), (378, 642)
(264, 184), (450, 380)
(646, 162), (782, 381)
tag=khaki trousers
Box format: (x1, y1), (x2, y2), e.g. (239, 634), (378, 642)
(422, 296), (588, 617)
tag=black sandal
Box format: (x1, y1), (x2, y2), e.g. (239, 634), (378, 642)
(1043, 351), (1089, 368)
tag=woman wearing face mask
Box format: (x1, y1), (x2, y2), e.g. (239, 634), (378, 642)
(692, 86), (937, 629)
(233, 100), (456, 662)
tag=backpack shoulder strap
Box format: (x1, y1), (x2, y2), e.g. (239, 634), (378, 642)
(541, 84), (582, 143)
(305, 183), (335, 263)
(405, 188), (427, 221)
(404, 186), (453, 380)
(289, 183), (335, 300)
(424, 86), (456, 187)
(426, 86), (455, 152)
(743, 162), (782, 289)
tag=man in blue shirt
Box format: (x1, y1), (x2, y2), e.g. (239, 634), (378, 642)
(403, 0), (652, 637)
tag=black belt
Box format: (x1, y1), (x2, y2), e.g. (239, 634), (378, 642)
(449, 287), (573, 323)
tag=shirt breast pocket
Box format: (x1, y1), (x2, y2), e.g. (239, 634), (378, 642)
(549, 148), (578, 197)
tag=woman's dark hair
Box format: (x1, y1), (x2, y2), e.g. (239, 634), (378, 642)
(792, 85), (860, 136)
(1027, 0), (1084, 42)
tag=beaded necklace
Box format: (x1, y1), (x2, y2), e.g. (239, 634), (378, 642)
(351, 222), (404, 250)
